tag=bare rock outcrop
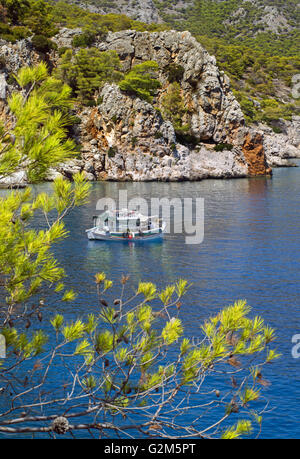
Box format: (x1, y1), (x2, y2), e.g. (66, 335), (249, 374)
(98, 29), (246, 144)
(0, 39), (37, 74)
(77, 83), (248, 181)
(71, 0), (162, 24)
(259, 117), (300, 167)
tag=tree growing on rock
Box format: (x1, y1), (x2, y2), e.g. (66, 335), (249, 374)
(55, 48), (123, 103)
(160, 82), (190, 136)
(119, 61), (161, 103)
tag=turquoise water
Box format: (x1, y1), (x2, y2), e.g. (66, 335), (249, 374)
(2, 163), (300, 438)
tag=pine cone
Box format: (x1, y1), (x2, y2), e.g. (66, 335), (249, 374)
(52, 416), (69, 434)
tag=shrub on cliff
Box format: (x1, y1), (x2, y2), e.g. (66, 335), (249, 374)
(72, 30), (96, 48)
(160, 82), (190, 135)
(214, 143), (234, 152)
(119, 61), (161, 103)
(31, 34), (57, 53)
(55, 48), (123, 102)
(164, 63), (185, 83)
(0, 22), (31, 43)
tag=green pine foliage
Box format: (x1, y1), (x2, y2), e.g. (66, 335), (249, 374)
(0, 271), (280, 437)
(0, 0), (58, 40)
(119, 61), (161, 102)
(0, 0), (166, 43)
(1, 63), (79, 182)
(31, 34), (58, 53)
(160, 82), (190, 135)
(55, 48), (123, 102)
(0, 63), (91, 307)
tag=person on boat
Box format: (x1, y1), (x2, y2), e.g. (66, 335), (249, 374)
(124, 229), (134, 239)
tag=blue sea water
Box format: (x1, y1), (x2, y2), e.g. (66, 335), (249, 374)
(1, 163), (300, 438)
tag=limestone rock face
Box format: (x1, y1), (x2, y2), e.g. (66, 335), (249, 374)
(0, 170), (27, 188)
(99, 30), (245, 144)
(78, 83), (248, 181)
(122, 0), (162, 24)
(52, 28), (83, 48)
(0, 73), (7, 100)
(73, 0), (162, 24)
(0, 39), (36, 73)
(259, 117), (300, 168)
(90, 30), (268, 180)
(79, 84), (178, 181)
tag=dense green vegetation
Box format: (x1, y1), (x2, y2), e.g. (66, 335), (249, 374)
(119, 61), (161, 103)
(55, 48), (122, 103)
(55, 49), (161, 104)
(0, 63), (78, 182)
(0, 0), (299, 125)
(160, 82), (190, 136)
(0, 0), (167, 43)
(0, 0), (58, 41)
(154, 0), (300, 124)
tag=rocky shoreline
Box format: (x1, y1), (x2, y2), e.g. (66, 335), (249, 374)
(0, 29), (299, 187)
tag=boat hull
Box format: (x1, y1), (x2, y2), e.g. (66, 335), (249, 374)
(86, 226), (166, 242)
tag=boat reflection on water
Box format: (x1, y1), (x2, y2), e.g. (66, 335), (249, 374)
(85, 232), (173, 283)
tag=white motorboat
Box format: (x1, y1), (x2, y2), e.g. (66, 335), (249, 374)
(86, 209), (166, 242)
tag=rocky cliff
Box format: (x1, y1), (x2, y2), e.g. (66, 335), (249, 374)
(75, 29), (269, 181)
(1, 29), (299, 186)
(70, 0), (162, 24)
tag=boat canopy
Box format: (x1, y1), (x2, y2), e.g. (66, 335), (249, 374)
(96, 209), (158, 222)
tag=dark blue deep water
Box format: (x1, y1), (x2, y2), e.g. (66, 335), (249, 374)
(2, 163), (300, 438)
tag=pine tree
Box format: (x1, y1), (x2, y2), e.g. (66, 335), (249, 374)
(160, 82), (189, 135)
(55, 48), (122, 102)
(0, 63), (91, 308)
(119, 61), (161, 102)
(1, 62), (78, 183)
